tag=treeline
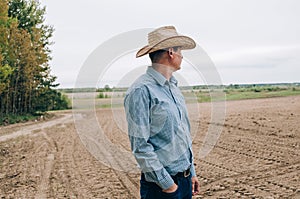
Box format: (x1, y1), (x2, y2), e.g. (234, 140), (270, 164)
(0, 0), (69, 119)
(191, 83), (300, 90)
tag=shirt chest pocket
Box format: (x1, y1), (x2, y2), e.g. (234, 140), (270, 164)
(149, 101), (169, 136)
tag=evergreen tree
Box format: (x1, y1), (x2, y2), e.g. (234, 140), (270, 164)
(0, 0), (69, 122)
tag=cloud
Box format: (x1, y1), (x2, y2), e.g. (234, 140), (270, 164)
(211, 45), (300, 69)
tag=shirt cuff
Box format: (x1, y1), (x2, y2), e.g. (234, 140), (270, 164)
(158, 173), (175, 190)
(190, 163), (196, 177)
(144, 170), (175, 190)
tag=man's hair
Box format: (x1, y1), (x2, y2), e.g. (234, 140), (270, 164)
(149, 46), (180, 63)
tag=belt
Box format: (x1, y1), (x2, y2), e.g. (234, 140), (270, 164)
(173, 167), (191, 178)
(140, 167), (191, 181)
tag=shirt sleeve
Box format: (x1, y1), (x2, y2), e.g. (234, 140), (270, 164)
(124, 87), (174, 190)
(190, 162), (196, 177)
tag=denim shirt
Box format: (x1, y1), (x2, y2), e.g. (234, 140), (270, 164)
(124, 66), (196, 190)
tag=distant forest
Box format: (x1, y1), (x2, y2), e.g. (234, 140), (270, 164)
(0, 0), (69, 123)
(60, 82), (300, 93)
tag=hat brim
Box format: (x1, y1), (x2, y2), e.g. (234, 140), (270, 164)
(136, 36), (196, 58)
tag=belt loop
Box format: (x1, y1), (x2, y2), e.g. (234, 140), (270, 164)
(184, 169), (190, 177)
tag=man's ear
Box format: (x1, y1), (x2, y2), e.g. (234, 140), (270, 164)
(168, 48), (174, 57)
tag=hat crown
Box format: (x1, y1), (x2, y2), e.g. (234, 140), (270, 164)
(136, 25), (195, 58)
(148, 26), (178, 46)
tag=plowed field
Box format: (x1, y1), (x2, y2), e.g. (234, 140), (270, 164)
(0, 96), (299, 198)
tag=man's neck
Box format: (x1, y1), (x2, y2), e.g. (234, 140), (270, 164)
(152, 63), (175, 81)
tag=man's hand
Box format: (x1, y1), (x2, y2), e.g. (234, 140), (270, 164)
(162, 183), (178, 193)
(192, 176), (200, 196)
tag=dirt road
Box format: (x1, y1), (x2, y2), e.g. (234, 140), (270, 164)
(0, 96), (299, 198)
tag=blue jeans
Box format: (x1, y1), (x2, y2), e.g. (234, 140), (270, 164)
(140, 174), (192, 199)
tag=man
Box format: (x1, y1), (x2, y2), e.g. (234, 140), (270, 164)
(124, 26), (199, 199)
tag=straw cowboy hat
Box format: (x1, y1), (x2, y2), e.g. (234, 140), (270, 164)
(136, 26), (196, 58)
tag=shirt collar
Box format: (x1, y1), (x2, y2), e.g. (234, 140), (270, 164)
(147, 66), (178, 87)
(170, 76), (178, 86)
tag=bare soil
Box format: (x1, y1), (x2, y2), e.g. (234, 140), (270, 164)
(0, 96), (299, 198)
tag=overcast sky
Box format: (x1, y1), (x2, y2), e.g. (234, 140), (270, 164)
(43, 0), (300, 88)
